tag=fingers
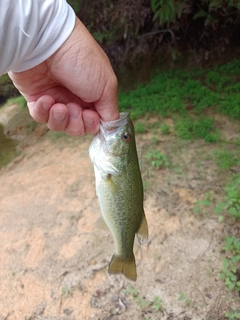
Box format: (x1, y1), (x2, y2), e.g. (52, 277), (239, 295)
(48, 103), (69, 132)
(47, 18), (120, 124)
(28, 95), (55, 123)
(59, 103), (100, 135)
(82, 109), (100, 134)
(28, 96), (100, 136)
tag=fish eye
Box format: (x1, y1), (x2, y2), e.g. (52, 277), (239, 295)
(121, 131), (131, 142)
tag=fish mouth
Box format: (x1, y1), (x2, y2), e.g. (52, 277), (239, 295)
(100, 112), (130, 131)
(98, 112), (131, 158)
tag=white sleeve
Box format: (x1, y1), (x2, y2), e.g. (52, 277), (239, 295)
(0, 0), (76, 75)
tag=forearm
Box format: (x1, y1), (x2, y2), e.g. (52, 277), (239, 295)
(0, 0), (75, 75)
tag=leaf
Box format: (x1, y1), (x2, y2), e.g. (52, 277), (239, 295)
(223, 258), (230, 268)
(175, 1), (187, 18)
(228, 207), (240, 219)
(204, 13), (216, 26)
(178, 292), (185, 301)
(214, 202), (226, 214)
(230, 273), (237, 282)
(193, 10), (207, 19)
(226, 277), (235, 291)
(225, 237), (234, 245)
(193, 205), (200, 213)
(218, 215), (224, 222)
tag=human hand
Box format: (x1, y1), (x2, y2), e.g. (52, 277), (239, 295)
(8, 18), (119, 136)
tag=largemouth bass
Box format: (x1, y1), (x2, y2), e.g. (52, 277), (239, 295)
(89, 112), (148, 281)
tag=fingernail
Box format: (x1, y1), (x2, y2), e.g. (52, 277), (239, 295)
(42, 102), (51, 111)
(84, 116), (99, 134)
(68, 104), (80, 119)
(53, 110), (66, 122)
(84, 116), (94, 127)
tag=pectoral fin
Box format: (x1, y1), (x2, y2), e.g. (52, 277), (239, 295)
(94, 216), (109, 231)
(137, 213), (148, 245)
(108, 254), (137, 281)
(105, 174), (116, 193)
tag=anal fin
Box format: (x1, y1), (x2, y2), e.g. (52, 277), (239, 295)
(137, 213), (148, 245)
(95, 216), (109, 231)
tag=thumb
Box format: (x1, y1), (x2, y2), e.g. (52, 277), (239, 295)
(95, 73), (120, 122)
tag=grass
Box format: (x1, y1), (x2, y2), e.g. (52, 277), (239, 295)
(214, 177), (240, 221)
(119, 59), (240, 141)
(220, 237), (240, 292)
(134, 121), (148, 133)
(194, 176), (240, 296)
(225, 307), (240, 320)
(174, 115), (219, 142)
(124, 284), (164, 316)
(214, 149), (240, 170)
(160, 123), (170, 135)
(145, 150), (170, 169)
(61, 286), (72, 297)
(6, 95), (27, 109)
(194, 192), (215, 216)
(178, 292), (196, 307)
(0, 123), (18, 169)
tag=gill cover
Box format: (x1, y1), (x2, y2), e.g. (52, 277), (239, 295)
(89, 112), (132, 178)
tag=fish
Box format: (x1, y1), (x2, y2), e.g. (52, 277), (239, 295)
(89, 112), (148, 281)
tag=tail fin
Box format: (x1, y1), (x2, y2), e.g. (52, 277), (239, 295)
(108, 254), (137, 281)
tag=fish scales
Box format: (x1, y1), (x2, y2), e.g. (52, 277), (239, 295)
(89, 112), (148, 281)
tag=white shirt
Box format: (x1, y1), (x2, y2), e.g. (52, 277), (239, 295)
(0, 0), (76, 75)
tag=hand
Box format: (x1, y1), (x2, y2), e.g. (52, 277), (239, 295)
(8, 18), (119, 136)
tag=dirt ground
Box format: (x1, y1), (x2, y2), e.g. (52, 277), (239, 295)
(0, 104), (239, 320)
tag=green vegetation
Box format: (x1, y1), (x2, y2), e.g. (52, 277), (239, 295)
(194, 177), (240, 296)
(137, 60), (240, 304)
(225, 307), (240, 320)
(145, 150), (170, 169)
(0, 123), (18, 169)
(67, 1), (240, 67)
(5, 95), (27, 109)
(153, 296), (164, 312)
(61, 286), (72, 297)
(66, 0), (81, 13)
(117, 59), (240, 151)
(150, 0), (240, 27)
(119, 60), (240, 125)
(124, 284), (164, 316)
(0, 74), (19, 103)
(194, 192), (215, 216)
(134, 121), (148, 134)
(220, 237), (240, 291)
(160, 123), (170, 135)
(214, 177), (240, 221)
(174, 116), (219, 142)
(214, 149), (240, 170)
(178, 292), (195, 307)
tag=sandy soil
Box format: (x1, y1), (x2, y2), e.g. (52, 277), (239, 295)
(0, 104), (239, 320)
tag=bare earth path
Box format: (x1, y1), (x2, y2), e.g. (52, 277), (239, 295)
(0, 104), (239, 320)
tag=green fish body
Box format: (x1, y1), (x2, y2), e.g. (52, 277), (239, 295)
(89, 112), (148, 281)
